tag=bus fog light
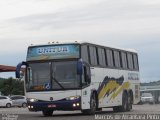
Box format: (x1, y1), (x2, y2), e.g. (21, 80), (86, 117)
(73, 104), (76, 107)
(77, 103), (80, 106)
(31, 106), (34, 108)
(28, 106), (31, 108)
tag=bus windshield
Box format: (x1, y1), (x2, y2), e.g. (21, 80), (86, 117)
(26, 61), (81, 91)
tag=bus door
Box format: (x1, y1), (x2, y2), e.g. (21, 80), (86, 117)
(81, 64), (91, 109)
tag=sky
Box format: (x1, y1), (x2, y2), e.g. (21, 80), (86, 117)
(0, 0), (160, 82)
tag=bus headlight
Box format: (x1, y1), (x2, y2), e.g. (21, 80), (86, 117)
(28, 98), (38, 102)
(66, 96), (80, 100)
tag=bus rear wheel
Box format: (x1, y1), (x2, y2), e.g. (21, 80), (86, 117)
(127, 92), (132, 111)
(42, 110), (53, 116)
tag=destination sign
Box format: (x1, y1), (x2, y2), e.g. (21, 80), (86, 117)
(27, 44), (79, 61)
(37, 46), (69, 54)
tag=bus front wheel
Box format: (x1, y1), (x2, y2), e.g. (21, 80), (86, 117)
(82, 93), (97, 115)
(113, 92), (128, 112)
(42, 110), (53, 116)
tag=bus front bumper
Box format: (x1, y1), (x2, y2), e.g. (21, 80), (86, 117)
(27, 98), (81, 111)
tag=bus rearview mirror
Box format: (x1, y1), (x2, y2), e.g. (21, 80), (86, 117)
(15, 61), (28, 78)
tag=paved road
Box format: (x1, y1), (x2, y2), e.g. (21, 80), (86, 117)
(0, 104), (160, 120)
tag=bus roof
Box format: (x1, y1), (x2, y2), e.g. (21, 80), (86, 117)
(81, 42), (138, 53)
(28, 41), (137, 53)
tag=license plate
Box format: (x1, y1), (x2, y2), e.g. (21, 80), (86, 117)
(48, 104), (56, 108)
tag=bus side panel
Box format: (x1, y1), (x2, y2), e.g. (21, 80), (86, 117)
(131, 83), (140, 104)
(91, 67), (140, 108)
(97, 68), (123, 108)
(134, 83), (140, 104)
(81, 87), (91, 110)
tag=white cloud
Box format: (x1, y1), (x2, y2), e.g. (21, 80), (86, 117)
(0, 0), (102, 20)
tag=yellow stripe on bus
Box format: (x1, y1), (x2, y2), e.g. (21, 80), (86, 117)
(110, 82), (130, 100)
(98, 80), (119, 100)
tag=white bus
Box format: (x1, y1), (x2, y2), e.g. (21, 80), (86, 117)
(16, 42), (140, 116)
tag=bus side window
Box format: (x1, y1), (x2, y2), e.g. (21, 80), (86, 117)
(84, 65), (91, 85)
(27, 67), (32, 83)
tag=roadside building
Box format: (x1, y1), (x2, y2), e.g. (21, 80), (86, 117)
(0, 65), (16, 72)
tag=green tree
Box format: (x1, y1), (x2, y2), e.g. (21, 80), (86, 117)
(0, 77), (24, 96)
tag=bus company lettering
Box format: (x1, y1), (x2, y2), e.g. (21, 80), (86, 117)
(128, 73), (139, 80)
(37, 46), (69, 54)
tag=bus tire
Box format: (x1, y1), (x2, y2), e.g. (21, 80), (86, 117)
(121, 91), (128, 112)
(113, 106), (121, 112)
(97, 108), (102, 111)
(42, 110), (53, 116)
(127, 92), (132, 111)
(82, 93), (97, 115)
(113, 91), (128, 112)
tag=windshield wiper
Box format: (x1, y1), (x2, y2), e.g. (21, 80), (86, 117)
(52, 77), (65, 89)
(51, 63), (65, 90)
